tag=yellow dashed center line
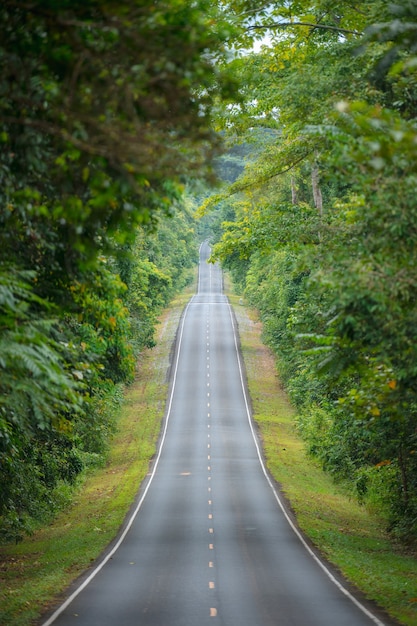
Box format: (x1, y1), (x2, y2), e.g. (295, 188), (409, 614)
(202, 322), (217, 619)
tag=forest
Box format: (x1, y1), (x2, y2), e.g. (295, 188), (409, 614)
(1, 0), (417, 546)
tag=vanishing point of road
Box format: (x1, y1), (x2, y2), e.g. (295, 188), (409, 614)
(42, 241), (394, 626)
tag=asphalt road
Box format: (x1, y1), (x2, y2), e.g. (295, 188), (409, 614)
(42, 241), (392, 626)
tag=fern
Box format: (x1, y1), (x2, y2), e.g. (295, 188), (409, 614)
(0, 268), (83, 437)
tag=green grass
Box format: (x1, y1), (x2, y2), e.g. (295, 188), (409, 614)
(230, 288), (417, 626)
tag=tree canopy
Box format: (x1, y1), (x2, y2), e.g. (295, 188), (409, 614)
(205, 0), (417, 541)
(0, 0), (234, 541)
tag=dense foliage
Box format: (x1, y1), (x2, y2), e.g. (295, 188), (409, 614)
(3, 0), (417, 547)
(0, 0), (233, 542)
(206, 1), (417, 541)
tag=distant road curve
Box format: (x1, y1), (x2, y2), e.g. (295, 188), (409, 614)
(41, 240), (395, 626)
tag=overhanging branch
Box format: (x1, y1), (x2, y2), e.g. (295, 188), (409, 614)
(229, 150), (314, 196)
(248, 21), (363, 37)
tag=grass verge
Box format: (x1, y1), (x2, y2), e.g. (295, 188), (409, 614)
(0, 287), (192, 626)
(229, 289), (417, 626)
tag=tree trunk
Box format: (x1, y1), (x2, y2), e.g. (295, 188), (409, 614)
(291, 176), (298, 205)
(311, 161), (323, 216)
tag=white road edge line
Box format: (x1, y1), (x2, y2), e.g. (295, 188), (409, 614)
(225, 299), (387, 626)
(41, 292), (196, 626)
(42, 242), (384, 626)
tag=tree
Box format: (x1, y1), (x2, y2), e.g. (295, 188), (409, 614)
(205, 0), (417, 539)
(0, 0), (235, 541)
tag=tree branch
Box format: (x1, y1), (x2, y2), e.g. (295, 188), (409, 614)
(248, 21), (363, 37)
(230, 151), (314, 196)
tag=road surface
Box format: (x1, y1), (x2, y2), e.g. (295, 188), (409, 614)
(42, 241), (393, 626)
